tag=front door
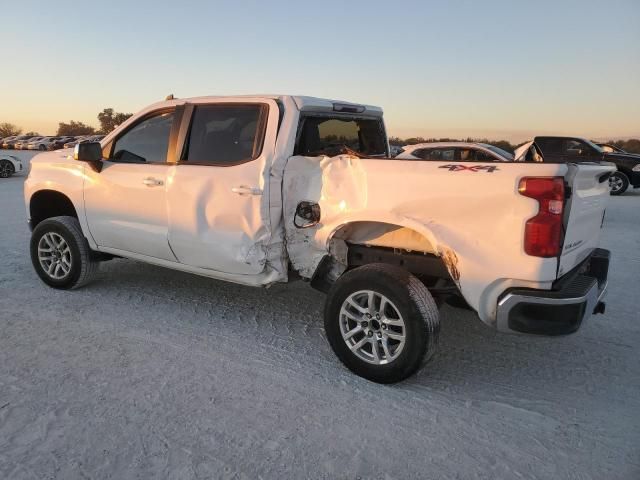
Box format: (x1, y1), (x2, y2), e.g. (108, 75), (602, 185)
(84, 109), (177, 261)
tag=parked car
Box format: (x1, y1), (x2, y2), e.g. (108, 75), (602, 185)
(5, 135), (35, 149)
(397, 142), (514, 162)
(0, 136), (16, 148)
(63, 136), (89, 149)
(25, 94), (614, 383)
(46, 136), (74, 150)
(27, 137), (61, 151)
(0, 154), (23, 178)
(17, 136), (45, 150)
(519, 136), (640, 195)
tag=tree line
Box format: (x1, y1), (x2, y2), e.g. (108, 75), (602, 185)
(1, 116), (638, 154)
(0, 108), (133, 138)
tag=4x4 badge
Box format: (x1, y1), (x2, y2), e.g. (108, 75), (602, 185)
(439, 164), (499, 172)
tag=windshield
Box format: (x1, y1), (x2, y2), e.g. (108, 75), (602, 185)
(584, 139), (604, 153)
(483, 144), (514, 160)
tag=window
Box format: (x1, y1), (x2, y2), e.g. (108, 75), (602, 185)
(457, 149), (475, 161)
(295, 116), (386, 157)
(563, 139), (593, 157)
(536, 138), (563, 155)
(417, 148), (455, 160)
(184, 104), (265, 165)
(111, 110), (174, 163)
(475, 150), (497, 162)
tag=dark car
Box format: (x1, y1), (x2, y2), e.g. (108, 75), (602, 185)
(534, 136), (640, 195)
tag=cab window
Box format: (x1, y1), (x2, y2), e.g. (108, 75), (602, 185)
(183, 104), (266, 165)
(111, 110), (175, 163)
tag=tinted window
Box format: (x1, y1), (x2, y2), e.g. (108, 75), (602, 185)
(457, 148), (475, 161)
(184, 104), (265, 165)
(536, 138), (563, 154)
(563, 139), (595, 157)
(420, 148), (455, 160)
(295, 116), (386, 157)
(112, 111), (174, 163)
(475, 150), (497, 162)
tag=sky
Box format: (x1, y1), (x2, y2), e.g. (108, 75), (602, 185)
(2, 0), (639, 141)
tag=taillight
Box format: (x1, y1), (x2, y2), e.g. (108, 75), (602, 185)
(518, 177), (565, 257)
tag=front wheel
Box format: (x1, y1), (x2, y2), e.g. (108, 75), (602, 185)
(324, 263), (440, 383)
(609, 171), (629, 195)
(0, 160), (15, 178)
(39, 144), (46, 151)
(30, 216), (99, 289)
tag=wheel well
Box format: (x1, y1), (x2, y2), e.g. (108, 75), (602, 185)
(30, 190), (78, 228)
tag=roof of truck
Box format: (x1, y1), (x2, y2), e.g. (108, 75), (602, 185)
(149, 94), (384, 117)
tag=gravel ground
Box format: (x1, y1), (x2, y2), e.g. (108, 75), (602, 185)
(1, 151), (639, 479)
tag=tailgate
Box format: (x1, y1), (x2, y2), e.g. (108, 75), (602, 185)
(558, 162), (616, 277)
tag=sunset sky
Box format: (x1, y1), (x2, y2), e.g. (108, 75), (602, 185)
(2, 0), (639, 141)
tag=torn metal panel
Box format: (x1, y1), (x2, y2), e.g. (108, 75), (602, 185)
(282, 153), (568, 325)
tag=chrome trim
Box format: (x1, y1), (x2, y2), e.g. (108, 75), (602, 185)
(496, 278), (608, 334)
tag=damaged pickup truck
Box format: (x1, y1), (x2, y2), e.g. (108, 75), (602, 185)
(24, 95), (615, 383)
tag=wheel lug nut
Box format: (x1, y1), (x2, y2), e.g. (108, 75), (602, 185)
(375, 314), (380, 320)
(377, 332), (382, 338)
(367, 331), (373, 337)
(382, 324), (387, 330)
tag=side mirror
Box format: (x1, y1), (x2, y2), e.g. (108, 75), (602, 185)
(74, 142), (103, 172)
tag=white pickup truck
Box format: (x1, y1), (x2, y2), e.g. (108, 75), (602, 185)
(24, 95), (614, 383)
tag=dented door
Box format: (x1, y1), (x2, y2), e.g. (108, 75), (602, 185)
(166, 100), (280, 275)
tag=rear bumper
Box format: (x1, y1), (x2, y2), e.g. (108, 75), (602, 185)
(496, 248), (610, 335)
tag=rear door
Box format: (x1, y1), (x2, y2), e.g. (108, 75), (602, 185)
(166, 100), (280, 275)
(558, 162), (616, 276)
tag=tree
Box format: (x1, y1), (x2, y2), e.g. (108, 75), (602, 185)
(0, 122), (22, 137)
(24, 131), (40, 136)
(56, 121), (96, 136)
(97, 108), (132, 134)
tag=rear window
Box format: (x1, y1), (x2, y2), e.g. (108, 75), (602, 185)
(295, 116), (387, 157)
(184, 104), (266, 165)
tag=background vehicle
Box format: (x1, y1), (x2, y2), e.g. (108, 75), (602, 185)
(0, 154), (23, 177)
(49, 136), (75, 150)
(16, 136), (43, 150)
(28, 137), (61, 151)
(530, 136), (640, 195)
(397, 142), (514, 161)
(24, 95), (614, 383)
(5, 135), (35, 149)
(63, 136), (89, 148)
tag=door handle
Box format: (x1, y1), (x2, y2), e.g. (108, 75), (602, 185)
(231, 185), (262, 196)
(142, 177), (164, 187)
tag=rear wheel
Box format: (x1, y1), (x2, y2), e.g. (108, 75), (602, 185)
(30, 216), (99, 289)
(324, 263), (439, 383)
(0, 160), (14, 178)
(609, 171), (629, 195)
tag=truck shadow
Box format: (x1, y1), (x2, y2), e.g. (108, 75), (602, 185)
(88, 258), (609, 398)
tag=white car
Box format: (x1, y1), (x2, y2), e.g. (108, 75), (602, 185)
(397, 141), (515, 162)
(24, 94), (614, 383)
(0, 155), (23, 177)
(27, 137), (60, 151)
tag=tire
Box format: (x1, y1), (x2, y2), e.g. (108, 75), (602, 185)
(609, 171), (629, 196)
(324, 263), (440, 383)
(0, 160), (15, 178)
(39, 144), (46, 151)
(30, 216), (99, 289)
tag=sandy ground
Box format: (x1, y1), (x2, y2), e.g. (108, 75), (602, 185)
(1, 151), (639, 479)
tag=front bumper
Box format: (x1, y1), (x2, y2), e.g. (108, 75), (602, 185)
(496, 248), (610, 335)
